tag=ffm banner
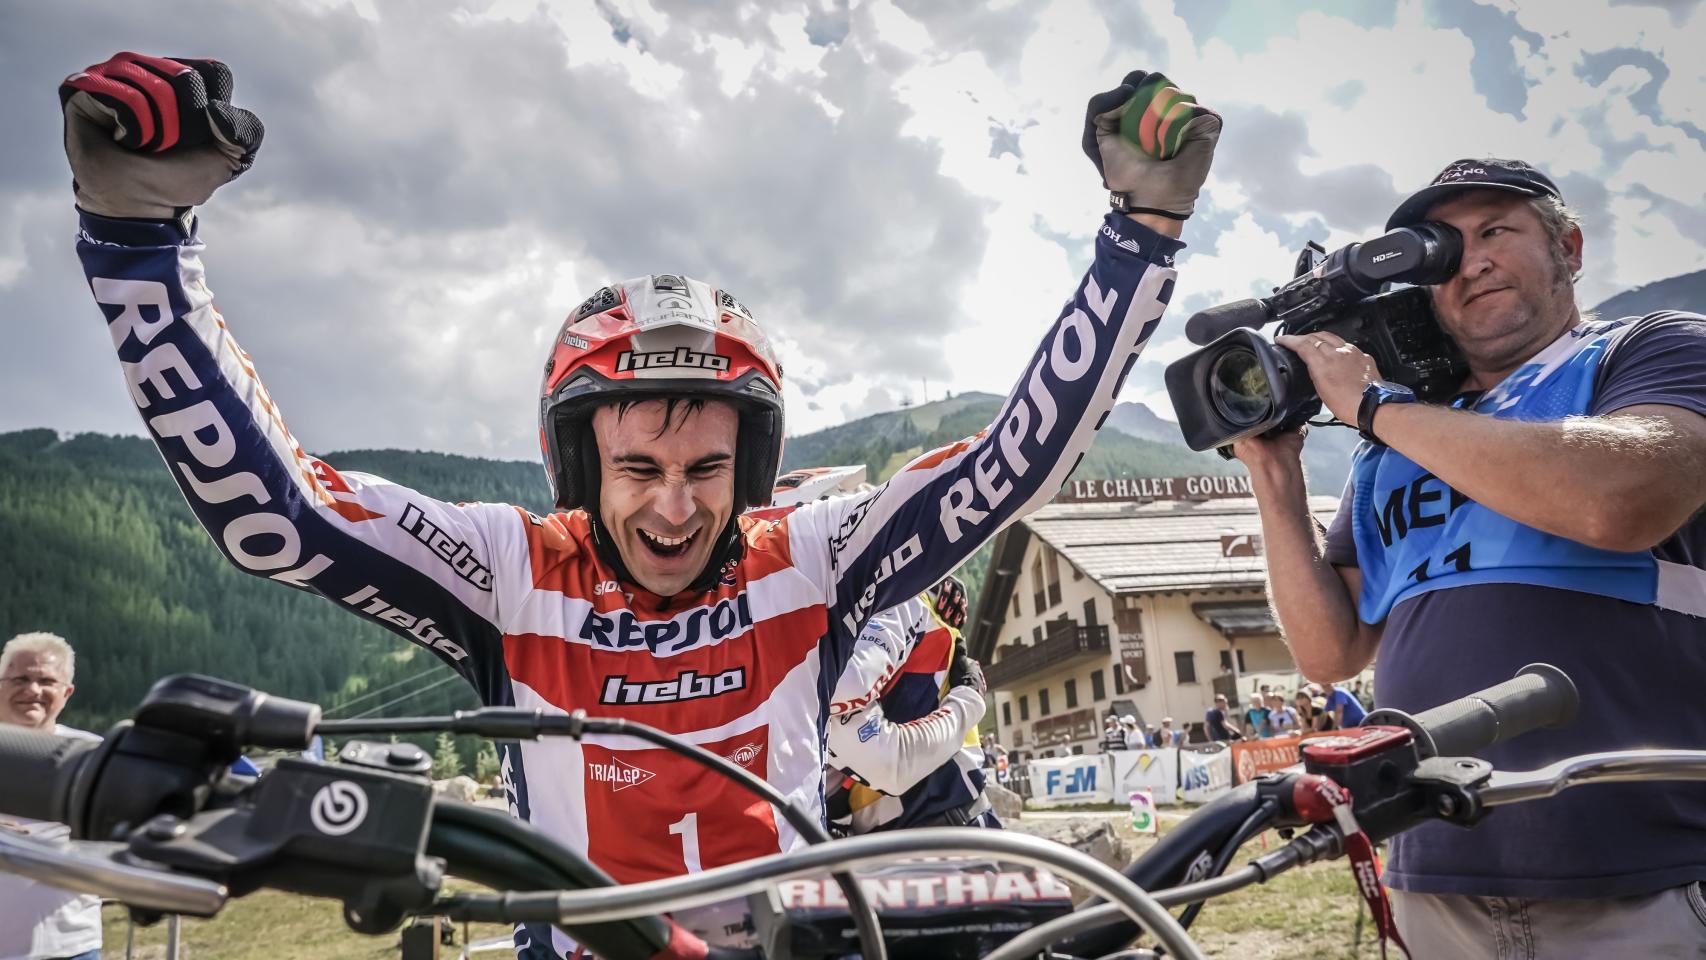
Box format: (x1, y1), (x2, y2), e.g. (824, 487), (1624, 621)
(1029, 755), (1111, 806)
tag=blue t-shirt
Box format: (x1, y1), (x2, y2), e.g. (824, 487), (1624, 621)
(1323, 687), (1366, 726)
(1326, 312), (1706, 899)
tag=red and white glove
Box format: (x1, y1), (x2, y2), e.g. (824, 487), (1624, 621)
(60, 52), (264, 219)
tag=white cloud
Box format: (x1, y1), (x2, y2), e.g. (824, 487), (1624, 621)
(3, 0), (1702, 459)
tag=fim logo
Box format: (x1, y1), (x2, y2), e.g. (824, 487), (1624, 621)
(587, 756), (655, 793)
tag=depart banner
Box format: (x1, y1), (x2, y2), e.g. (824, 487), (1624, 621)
(1109, 749), (1178, 805)
(1029, 754), (1111, 806)
(1228, 732), (1340, 784)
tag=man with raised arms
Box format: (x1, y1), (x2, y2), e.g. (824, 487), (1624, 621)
(57, 54), (1218, 958)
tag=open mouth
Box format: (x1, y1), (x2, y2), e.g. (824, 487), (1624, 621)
(637, 527), (698, 559)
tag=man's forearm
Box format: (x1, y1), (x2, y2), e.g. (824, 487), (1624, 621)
(1248, 462), (1372, 679)
(1374, 402), (1706, 551)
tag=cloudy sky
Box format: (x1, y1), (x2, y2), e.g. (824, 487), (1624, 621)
(3, 0), (1702, 462)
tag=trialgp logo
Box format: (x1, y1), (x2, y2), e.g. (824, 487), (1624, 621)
(587, 756), (654, 792)
(601, 666), (746, 704)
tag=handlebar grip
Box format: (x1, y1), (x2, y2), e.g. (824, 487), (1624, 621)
(1369, 663), (1578, 758)
(0, 726), (100, 826)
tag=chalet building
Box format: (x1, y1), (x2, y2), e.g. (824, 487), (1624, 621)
(966, 474), (1340, 760)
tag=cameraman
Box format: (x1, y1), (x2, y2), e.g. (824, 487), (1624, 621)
(1236, 159), (1706, 956)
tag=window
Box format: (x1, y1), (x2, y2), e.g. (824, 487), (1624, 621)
(1175, 651), (1198, 684)
(1031, 553), (1046, 614)
(1070, 744), (1084, 755)
(1039, 688), (1052, 716)
(1237, 649), (1248, 672)
(1091, 669), (1106, 701)
(1045, 549), (1062, 606)
(1019, 695), (1030, 721)
(1114, 664), (1126, 694)
(1064, 678), (1078, 709)
(1002, 701), (1012, 727)
(1219, 650), (1233, 672)
(1011, 591), (1021, 618)
(1083, 599), (1098, 627)
(1033, 625), (1043, 644)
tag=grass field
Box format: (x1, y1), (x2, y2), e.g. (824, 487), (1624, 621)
(102, 814), (1376, 959)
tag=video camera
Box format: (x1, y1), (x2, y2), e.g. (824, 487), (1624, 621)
(1164, 223), (1470, 451)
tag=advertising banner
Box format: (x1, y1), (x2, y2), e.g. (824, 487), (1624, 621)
(1109, 749), (1178, 805)
(1229, 732), (1339, 784)
(1030, 755), (1111, 806)
(1178, 745), (1233, 804)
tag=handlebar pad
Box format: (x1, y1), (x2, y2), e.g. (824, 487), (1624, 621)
(1391, 663), (1578, 758)
(0, 726), (99, 825)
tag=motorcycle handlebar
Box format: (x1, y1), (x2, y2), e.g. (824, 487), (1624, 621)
(0, 725), (100, 827)
(1367, 663), (1579, 759)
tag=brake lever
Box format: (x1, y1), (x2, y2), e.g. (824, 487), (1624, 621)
(0, 830), (227, 915)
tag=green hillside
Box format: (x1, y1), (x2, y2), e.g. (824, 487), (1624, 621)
(781, 391), (1244, 485)
(0, 428), (550, 768)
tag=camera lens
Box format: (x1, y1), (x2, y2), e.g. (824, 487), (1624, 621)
(1209, 348), (1273, 427)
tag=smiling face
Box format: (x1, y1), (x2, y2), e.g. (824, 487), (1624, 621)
(1424, 190), (1583, 385)
(592, 398), (739, 597)
(1, 650), (74, 730)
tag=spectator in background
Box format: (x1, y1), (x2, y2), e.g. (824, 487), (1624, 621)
(1155, 717), (1184, 747)
(1242, 691), (1272, 739)
(1295, 690), (1324, 732)
(1323, 683), (1368, 728)
(1121, 715), (1147, 750)
(1310, 695), (1338, 732)
(1101, 715), (1127, 752)
(0, 632), (101, 960)
(1206, 694), (1239, 741)
(1266, 692), (1300, 737)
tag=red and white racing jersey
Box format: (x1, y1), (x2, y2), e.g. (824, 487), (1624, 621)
(75, 210), (1183, 958)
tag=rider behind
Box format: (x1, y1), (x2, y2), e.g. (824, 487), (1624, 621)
(825, 576), (998, 833)
(60, 54), (1217, 959)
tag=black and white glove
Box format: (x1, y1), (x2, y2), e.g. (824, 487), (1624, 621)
(60, 52), (264, 220)
(947, 641), (986, 699)
(1082, 70), (1220, 219)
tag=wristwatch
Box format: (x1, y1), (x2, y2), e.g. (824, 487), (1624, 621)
(1358, 380), (1417, 445)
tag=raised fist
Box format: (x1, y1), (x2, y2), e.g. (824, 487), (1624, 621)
(61, 53), (263, 220)
(1082, 70), (1221, 220)
(929, 575), (968, 630)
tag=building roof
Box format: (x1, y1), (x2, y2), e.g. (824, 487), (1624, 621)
(1024, 496), (1342, 595)
(965, 490), (1341, 661)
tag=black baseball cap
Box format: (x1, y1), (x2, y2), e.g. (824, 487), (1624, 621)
(1386, 157), (1563, 231)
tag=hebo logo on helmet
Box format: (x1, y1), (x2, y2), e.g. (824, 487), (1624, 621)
(615, 346), (731, 373)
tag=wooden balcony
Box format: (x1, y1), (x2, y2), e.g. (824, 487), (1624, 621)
(986, 620), (1110, 690)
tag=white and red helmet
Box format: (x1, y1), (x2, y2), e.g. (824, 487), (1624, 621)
(539, 274), (785, 513)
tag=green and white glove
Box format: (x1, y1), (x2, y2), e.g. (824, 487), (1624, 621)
(60, 52), (264, 220)
(1082, 70), (1221, 219)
